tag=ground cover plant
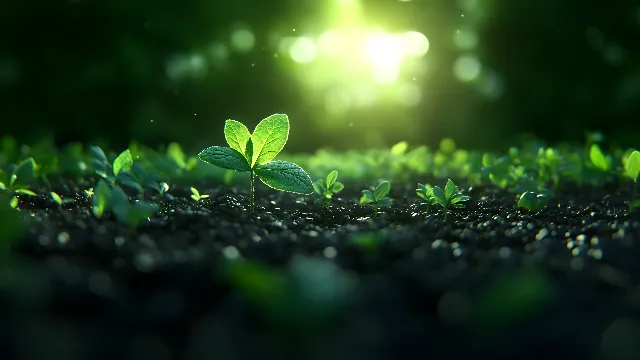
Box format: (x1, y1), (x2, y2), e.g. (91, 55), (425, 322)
(1, 128), (640, 359)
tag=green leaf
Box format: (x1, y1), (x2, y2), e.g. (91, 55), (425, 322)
(589, 144), (610, 171)
(444, 179), (457, 200)
(432, 186), (446, 206)
(110, 187), (130, 222)
(326, 170), (338, 189)
(127, 202), (158, 226)
(313, 181), (326, 196)
(630, 199), (640, 211)
(167, 142), (186, 168)
(254, 160), (313, 194)
(198, 146), (250, 172)
(250, 114), (289, 167)
(89, 146), (109, 165)
(14, 189), (36, 196)
(391, 141), (408, 156)
(14, 157), (35, 183)
(360, 194), (374, 205)
(92, 180), (111, 218)
(113, 149), (134, 176)
(224, 120), (252, 161)
(373, 181), (390, 201)
(627, 151), (640, 183)
(330, 181), (344, 193)
(51, 192), (63, 205)
(9, 196), (18, 208)
(377, 198), (392, 207)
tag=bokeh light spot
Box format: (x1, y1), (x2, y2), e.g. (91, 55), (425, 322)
(289, 37), (317, 63)
(396, 83), (422, 106)
(453, 27), (478, 50)
(230, 27), (255, 53)
(453, 55), (481, 82)
(366, 33), (404, 84)
(401, 31), (430, 57)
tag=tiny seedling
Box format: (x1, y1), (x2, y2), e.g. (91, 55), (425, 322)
(626, 150), (640, 210)
(517, 191), (548, 212)
(198, 114), (313, 212)
(190, 187), (209, 202)
(90, 180), (158, 226)
(89, 147), (134, 185)
(589, 143), (612, 172)
(360, 181), (392, 218)
(431, 179), (470, 220)
(416, 183), (437, 216)
(50, 191), (73, 207)
(0, 157), (38, 197)
(313, 170), (344, 208)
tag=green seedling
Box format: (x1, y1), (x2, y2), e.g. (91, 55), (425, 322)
(360, 180), (392, 218)
(50, 191), (73, 207)
(431, 179), (470, 220)
(589, 143), (612, 172)
(313, 170), (344, 208)
(626, 150), (640, 210)
(190, 187), (209, 202)
(91, 180), (111, 218)
(0, 157), (38, 197)
(89, 147), (134, 184)
(416, 183), (436, 216)
(90, 180), (157, 226)
(517, 191), (548, 212)
(198, 114), (313, 212)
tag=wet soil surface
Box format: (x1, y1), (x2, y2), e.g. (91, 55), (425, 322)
(3, 179), (640, 360)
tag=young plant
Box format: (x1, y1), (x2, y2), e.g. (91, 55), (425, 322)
(90, 180), (158, 226)
(416, 183), (437, 216)
(626, 150), (640, 211)
(198, 114), (313, 212)
(313, 170), (344, 208)
(589, 143), (612, 172)
(0, 157), (38, 196)
(360, 181), (392, 218)
(89, 147), (134, 185)
(431, 179), (470, 220)
(517, 191), (548, 213)
(50, 191), (73, 207)
(190, 187), (209, 202)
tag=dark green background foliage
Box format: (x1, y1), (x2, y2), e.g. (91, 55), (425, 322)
(1, 0), (639, 152)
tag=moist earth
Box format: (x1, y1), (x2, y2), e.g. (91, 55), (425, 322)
(3, 179), (640, 360)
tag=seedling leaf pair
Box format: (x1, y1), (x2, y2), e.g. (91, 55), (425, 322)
(517, 191), (548, 212)
(313, 170), (344, 207)
(360, 181), (392, 217)
(199, 114), (313, 211)
(589, 144), (612, 172)
(427, 179), (470, 220)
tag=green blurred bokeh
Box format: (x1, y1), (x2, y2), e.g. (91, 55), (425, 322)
(1, 0), (639, 152)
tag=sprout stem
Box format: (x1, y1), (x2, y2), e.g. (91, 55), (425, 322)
(250, 171), (255, 212)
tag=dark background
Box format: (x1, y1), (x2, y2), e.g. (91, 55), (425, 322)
(1, 0), (639, 153)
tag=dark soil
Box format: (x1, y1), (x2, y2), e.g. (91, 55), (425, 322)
(3, 179), (640, 360)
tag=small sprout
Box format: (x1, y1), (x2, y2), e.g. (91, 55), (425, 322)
(84, 188), (94, 198)
(198, 114), (313, 212)
(9, 196), (18, 209)
(626, 150), (640, 210)
(51, 192), (63, 206)
(517, 191), (548, 212)
(113, 149), (134, 176)
(360, 180), (392, 218)
(92, 180), (111, 218)
(190, 187), (209, 202)
(416, 183), (436, 216)
(313, 170), (344, 208)
(431, 179), (470, 220)
(589, 144), (611, 172)
(0, 157), (38, 196)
